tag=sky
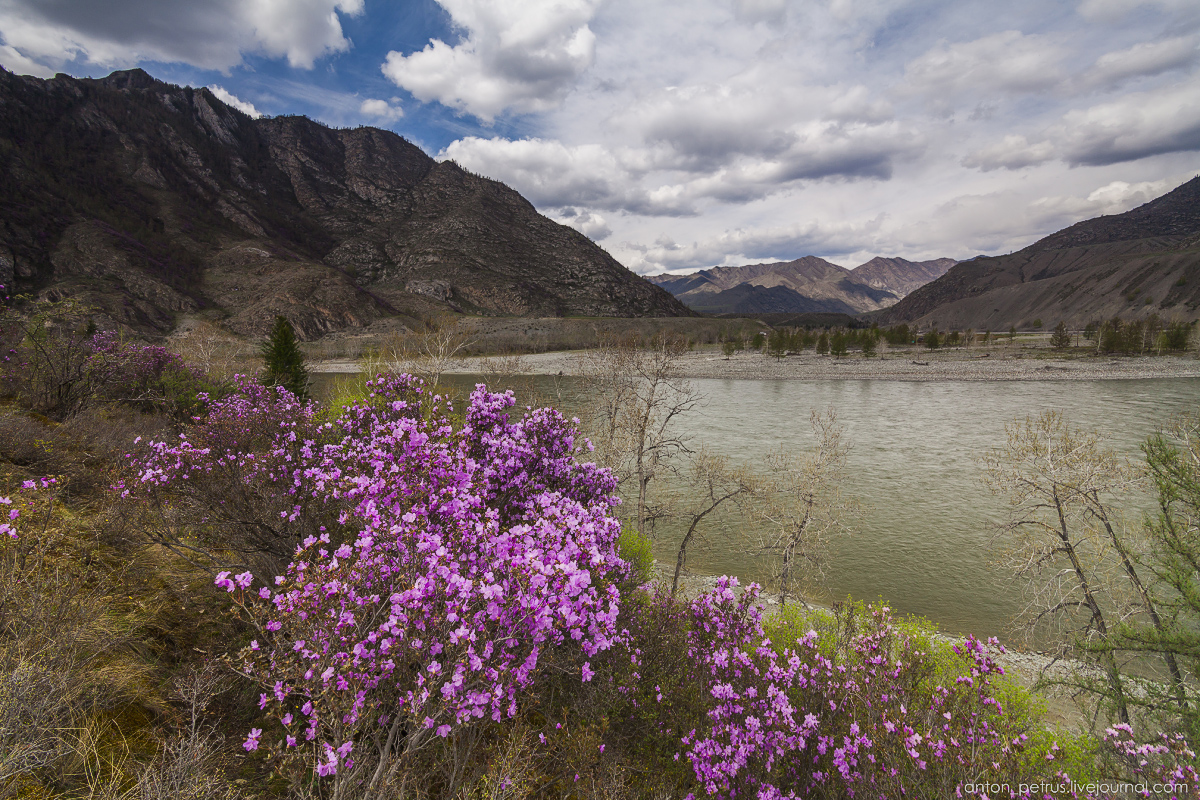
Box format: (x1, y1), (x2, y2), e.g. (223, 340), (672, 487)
(1, 0), (1198, 275)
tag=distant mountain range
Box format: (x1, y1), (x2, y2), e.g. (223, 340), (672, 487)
(647, 256), (955, 315)
(877, 176), (1200, 330)
(0, 68), (688, 338)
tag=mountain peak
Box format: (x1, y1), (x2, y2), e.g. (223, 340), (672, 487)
(93, 68), (163, 91)
(647, 254), (958, 315)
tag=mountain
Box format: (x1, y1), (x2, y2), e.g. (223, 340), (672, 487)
(0, 68), (688, 338)
(851, 257), (956, 298)
(648, 255), (952, 315)
(877, 177), (1200, 330)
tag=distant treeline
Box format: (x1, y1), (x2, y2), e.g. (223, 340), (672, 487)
(715, 315), (1196, 357)
(1081, 314), (1195, 354)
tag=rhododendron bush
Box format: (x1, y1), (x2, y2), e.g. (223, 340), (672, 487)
(622, 581), (1086, 800)
(122, 376), (334, 568)
(128, 374), (626, 795)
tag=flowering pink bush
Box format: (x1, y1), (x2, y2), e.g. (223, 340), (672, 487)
(89, 331), (208, 414)
(664, 581), (1058, 800)
(0, 305), (216, 419)
(135, 375), (626, 794)
(119, 376), (332, 567)
(1104, 724), (1198, 799)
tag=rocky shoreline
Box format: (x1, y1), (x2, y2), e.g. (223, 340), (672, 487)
(312, 348), (1200, 382)
(444, 347), (1200, 382)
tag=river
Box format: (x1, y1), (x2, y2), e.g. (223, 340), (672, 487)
(315, 372), (1200, 641)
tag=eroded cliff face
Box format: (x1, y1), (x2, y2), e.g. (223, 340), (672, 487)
(0, 68), (688, 338)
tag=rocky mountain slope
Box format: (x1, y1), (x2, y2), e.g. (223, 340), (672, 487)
(852, 257), (956, 298)
(0, 68), (688, 338)
(877, 177), (1200, 330)
(648, 255), (952, 314)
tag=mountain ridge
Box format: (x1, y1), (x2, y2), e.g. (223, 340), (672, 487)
(0, 67), (689, 338)
(876, 176), (1200, 329)
(648, 255), (954, 315)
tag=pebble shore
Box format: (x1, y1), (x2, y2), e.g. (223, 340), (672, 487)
(439, 348), (1200, 382)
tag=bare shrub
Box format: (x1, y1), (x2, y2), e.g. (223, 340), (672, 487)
(670, 448), (761, 596)
(981, 411), (1145, 723)
(168, 323), (254, 381)
(75, 664), (243, 800)
(375, 315), (474, 387)
(0, 408), (171, 504)
(127, 664), (242, 800)
(576, 334), (700, 539)
(758, 411), (858, 605)
(0, 487), (150, 796)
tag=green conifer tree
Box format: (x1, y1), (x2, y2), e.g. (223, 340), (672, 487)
(829, 331), (848, 358)
(261, 316), (310, 401)
(1050, 320), (1071, 349)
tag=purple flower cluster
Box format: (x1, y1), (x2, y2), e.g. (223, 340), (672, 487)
(129, 375), (626, 778)
(0, 477), (57, 539)
(1104, 724), (1198, 797)
(673, 580), (1054, 799)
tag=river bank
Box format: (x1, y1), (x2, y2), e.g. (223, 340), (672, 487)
(313, 348), (1200, 382)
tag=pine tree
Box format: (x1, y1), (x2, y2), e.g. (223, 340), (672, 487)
(1050, 321), (1071, 349)
(261, 316), (310, 401)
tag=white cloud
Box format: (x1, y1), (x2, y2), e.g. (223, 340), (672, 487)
(613, 79), (896, 173)
(551, 208), (612, 240)
(382, 0), (600, 122)
(1081, 35), (1199, 89)
(621, 215), (886, 272)
(903, 31), (1065, 98)
(360, 97), (403, 121)
(1077, 0), (1196, 21)
(242, 0), (363, 69)
(0, 0), (363, 73)
(733, 0), (788, 26)
(208, 85), (263, 118)
(442, 136), (694, 215)
(444, 113), (922, 219)
(965, 82), (1200, 170)
(1031, 178), (1175, 218)
(1058, 82), (1200, 165)
(891, 176), (1186, 258)
(962, 135), (1056, 171)
(0, 42), (53, 76)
